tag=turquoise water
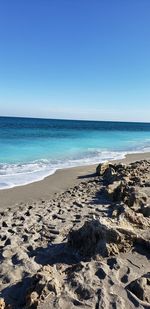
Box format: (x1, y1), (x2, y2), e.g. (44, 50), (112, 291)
(0, 117), (150, 189)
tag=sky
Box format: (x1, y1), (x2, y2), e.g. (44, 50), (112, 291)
(0, 0), (150, 122)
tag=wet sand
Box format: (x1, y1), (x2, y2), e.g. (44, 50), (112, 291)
(0, 152), (150, 209)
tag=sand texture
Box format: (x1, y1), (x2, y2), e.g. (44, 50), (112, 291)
(0, 157), (150, 308)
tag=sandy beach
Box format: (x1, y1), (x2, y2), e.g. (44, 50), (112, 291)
(0, 152), (150, 308)
(1, 152), (150, 210)
(1, 0), (150, 307)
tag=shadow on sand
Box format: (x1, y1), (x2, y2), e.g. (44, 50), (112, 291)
(1, 241), (80, 308)
(77, 172), (97, 179)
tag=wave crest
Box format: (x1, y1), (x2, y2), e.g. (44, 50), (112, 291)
(0, 150), (127, 189)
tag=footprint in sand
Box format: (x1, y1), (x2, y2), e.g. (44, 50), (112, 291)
(107, 257), (120, 270)
(120, 267), (130, 283)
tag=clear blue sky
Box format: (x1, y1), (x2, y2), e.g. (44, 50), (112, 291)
(0, 0), (150, 122)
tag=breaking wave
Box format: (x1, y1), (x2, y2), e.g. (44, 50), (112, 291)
(0, 150), (126, 189)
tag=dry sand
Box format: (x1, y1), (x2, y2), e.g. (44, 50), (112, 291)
(0, 152), (150, 309)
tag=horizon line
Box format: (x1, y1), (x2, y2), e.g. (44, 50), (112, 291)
(0, 114), (150, 124)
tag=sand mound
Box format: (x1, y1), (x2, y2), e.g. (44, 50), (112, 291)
(68, 219), (132, 257)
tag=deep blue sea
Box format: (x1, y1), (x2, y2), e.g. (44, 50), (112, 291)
(0, 116), (150, 189)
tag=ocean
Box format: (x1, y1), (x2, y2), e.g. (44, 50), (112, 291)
(0, 116), (150, 189)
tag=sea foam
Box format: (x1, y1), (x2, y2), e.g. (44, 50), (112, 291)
(0, 151), (126, 189)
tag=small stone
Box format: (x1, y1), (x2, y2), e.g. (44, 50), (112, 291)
(26, 291), (39, 307)
(4, 238), (11, 246)
(96, 162), (116, 181)
(0, 298), (5, 309)
(140, 205), (150, 217)
(2, 221), (8, 228)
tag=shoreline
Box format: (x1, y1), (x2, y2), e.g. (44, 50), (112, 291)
(0, 151), (150, 209)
